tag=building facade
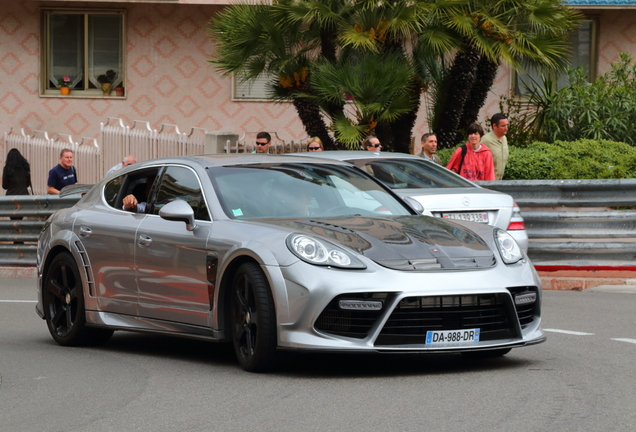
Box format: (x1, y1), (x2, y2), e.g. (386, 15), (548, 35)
(0, 0), (634, 163)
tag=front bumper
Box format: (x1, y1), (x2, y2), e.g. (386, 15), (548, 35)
(274, 258), (544, 352)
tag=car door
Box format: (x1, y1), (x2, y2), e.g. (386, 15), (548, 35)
(73, 171), (152, 315)
(134, 165), (212, 327)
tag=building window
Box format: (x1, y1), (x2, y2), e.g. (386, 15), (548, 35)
(232, 72), (273, 100)
(514, 19), (597, 95)
(42, 9), (125, 96)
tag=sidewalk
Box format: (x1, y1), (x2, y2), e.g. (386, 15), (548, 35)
(3, 266), (636, 291)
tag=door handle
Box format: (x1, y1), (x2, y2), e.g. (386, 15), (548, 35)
(138, 234), (153, 248)
(79, 226), (92, 238)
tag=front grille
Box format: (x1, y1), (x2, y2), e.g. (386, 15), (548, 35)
(315, 293), (391, 339)
(508, 286), (540, 329)
(375, 294), (517, 346)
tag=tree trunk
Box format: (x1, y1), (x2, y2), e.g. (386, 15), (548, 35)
(459, 57), (500, 131)
(291, 83), (333, 149)
(390, 84), (421, 154)
(433, 45), (481, 149)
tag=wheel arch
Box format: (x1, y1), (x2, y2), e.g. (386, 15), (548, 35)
(217, 255), (262, 342)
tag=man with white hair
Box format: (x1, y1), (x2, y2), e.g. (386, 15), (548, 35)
(107, 155), (137, 175)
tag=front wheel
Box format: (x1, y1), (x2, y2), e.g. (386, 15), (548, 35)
(230, 262), (277, 372)
(43, 252), (113, 346)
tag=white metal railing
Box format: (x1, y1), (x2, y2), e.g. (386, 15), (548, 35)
(3, 118), (212, 195)
(3, 128), (100, 195)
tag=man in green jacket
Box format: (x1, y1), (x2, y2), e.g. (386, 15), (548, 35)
(481, 113), (509, 180)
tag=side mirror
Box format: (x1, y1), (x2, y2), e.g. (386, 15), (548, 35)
(402, 196), (425, 214)
(159, 199), (197, 231)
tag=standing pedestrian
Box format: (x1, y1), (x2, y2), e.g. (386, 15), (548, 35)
(363, 136), (382, 152)
(306, 137), (324, 152)
(3, 148), (32, 198)
(47, 148), (77, 194)
(418, 133), (442, 165)
(107, 155), (137, 175)
(446, 123), (495, 181)
(481, 113), (509, 180)
(252, 132), (272, 154)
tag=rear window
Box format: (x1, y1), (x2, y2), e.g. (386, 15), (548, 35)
(350, 158), (475, 189)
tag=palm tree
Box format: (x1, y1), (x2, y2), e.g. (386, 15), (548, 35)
(430, 0), (581, 148)
(209, 0), (580, 151)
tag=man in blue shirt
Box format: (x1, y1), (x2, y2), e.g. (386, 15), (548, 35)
(47, 148), (77, 194)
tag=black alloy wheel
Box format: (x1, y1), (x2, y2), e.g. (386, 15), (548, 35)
(43, 252), (113, 346)
(231, 262), (277, 372)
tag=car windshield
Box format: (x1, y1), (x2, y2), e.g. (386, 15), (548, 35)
(208, 162), (413, 219)
(349, 158), (475, 189)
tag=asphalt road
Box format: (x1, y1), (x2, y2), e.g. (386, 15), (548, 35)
(1, 278), (635, 432)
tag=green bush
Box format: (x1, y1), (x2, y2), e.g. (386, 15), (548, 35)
(435, 139), (636, 179)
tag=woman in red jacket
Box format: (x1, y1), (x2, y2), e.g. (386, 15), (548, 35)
(446, 123), (495, 181)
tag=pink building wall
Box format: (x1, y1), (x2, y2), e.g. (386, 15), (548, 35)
(1, 2), (635, 163)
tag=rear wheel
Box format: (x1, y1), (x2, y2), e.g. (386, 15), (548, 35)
(230, 262), (277, 372)
(43, 252), (113, 346)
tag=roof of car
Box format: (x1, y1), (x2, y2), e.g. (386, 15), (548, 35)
(129, 153), (354, 169)
(292, 151), (423, 162)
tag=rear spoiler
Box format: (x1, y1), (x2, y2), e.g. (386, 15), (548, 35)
(59, 184), (95, 198)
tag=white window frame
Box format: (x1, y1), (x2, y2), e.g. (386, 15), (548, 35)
(41, 8), (126, 98)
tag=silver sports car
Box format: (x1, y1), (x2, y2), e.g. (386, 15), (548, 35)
(297, 151), (529, 251)
(36, 155), (545, 372)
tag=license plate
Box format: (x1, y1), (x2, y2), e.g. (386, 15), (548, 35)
(426, 328), (480, 346)
(442, 212), (488, 223)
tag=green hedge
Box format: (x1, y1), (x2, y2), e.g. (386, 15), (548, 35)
(436, 139), (636, 180)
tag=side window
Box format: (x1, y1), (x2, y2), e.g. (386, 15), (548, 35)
(152, 167), (210, 221)
(103, 175), (123, 207)
(116, 168), (161, 213)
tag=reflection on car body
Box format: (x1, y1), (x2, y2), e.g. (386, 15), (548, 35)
(37, 155), (544, 372)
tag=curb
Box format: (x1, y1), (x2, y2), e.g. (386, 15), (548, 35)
(538, 269), (636, 291)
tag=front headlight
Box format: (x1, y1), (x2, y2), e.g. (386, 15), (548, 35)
(286, 234), (366, 269)
(494, 229), (523, 264)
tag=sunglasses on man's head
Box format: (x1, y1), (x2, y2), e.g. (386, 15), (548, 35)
(308, 146), (321, 151)
(255, 141), (270, 146)
(368, 143), (381, 148)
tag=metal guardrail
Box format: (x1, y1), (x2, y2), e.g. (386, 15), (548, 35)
(0, 194), (82, 265)
(2, 180), (635, 267)
(476, 180), (636, 266)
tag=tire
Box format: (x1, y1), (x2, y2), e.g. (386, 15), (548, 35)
(230, 262), (277, 372)
(462, 348), (512, 358)
(43, 252), (113, 346)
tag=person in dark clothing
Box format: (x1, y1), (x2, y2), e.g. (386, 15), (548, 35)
(47, 148), (77, 194)
(3, 148), (32, 244)
(3, 148), (32, 198)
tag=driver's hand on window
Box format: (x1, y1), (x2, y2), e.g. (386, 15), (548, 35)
(123, 194), (139, 211)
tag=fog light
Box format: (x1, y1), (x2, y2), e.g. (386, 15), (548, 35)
(515, 292), (537, 305)
(339, 299), (383, 311)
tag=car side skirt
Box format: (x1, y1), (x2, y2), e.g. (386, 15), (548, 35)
(85, 310), (226, 342)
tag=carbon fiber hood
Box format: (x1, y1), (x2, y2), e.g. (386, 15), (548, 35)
(260, 215), (496, 270)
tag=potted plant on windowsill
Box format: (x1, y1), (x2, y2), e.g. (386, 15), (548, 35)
(115, 84), (124, 97)
(58, 75), (72, 95)
(97, 70), (117, 95)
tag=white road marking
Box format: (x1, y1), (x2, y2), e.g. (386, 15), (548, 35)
(611, 338), (636, 344)
(544, 328), (595, 336)
(0, 300), (37, 303)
